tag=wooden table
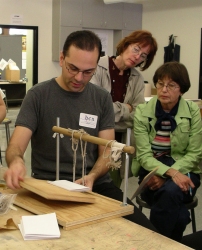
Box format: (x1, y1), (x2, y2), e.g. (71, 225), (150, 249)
(0, 205), (193, 250)
(0, 168), (193, 249)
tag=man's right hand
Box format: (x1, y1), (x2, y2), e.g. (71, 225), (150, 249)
(4, 162), (26, 189)
(4, 126), (32, 189)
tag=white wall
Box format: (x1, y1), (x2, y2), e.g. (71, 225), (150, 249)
(26, 30), (33, 91)
(1, 0), (201, 99)
(87, 29), (114, 56)
(0, 0), (115, 84)
(0, 0), (61, 83)
(141, 1), (202, 99)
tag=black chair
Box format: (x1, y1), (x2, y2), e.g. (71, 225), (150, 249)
(0, 118), (12, 164)
(136, 194), (198, 233)
(181, 230), (202, 250)
(0, 118), (11, 145)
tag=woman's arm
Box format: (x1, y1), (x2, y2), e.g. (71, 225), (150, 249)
(168, 102), (202, 173)
(114, 73), (145, 131)
(92, 63), (145, 130)
(0, 95), (6, 122)
(134, 104), (171, 176)
(134, 101), (202, 192)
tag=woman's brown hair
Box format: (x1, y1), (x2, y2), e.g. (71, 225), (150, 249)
(153, 61), (191, 94)
(116, 30), (158, 71)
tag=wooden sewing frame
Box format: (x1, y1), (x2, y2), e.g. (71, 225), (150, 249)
(2, 124), (135, 230)
(52, 124), (134, 206)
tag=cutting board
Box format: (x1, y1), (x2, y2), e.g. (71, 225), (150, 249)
(3, 188), (134, 230)
(19, 178), (95, 203)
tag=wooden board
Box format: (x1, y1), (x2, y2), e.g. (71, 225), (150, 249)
(19, 178), (95, 203)
(0, 207), (193, 250)
(2, 188), (134, 230)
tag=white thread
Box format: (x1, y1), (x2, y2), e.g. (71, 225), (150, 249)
(71, 130), (79, 182)
(103, 140), (125, 170)
(52, 132), (64, 138)
(79, 129), (88, 186)
(69, 128), (88, 183)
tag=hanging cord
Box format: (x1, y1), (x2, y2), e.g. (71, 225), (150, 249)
(103, 140), (124, 170)
(79, 129), (88, 186)
(69, 128), (88, 184)
(70, 128), (124, 180)
(71, 130), (79, 182)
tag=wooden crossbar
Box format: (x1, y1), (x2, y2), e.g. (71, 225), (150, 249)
(52, 126), (135, 154)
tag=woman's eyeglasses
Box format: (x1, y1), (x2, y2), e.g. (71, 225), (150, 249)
(156, 81), (180, 91)
(130, 45), (148, 61)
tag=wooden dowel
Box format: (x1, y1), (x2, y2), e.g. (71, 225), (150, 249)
(52, 126), (135, 154)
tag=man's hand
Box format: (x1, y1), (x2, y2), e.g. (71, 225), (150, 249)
(4, 126), (32, 189)
(146, 175), (166, 191)
(4, 161), (26, 189)
(75, 173), (95, 190)
(75, 129), (114, 191)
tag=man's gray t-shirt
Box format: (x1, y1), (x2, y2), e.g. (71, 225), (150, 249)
(16, 78), (115, 185)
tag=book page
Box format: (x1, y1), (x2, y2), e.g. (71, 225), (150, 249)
(131, 167), (159, 200)
(19, 212), (60, 240)
(48, 180), (90, 192)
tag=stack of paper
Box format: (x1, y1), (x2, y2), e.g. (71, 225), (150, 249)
(48, 180), (90, 192)
(18, 212), (60, 240)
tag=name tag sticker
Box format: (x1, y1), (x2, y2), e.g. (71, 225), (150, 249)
(79, 113), (98, 128)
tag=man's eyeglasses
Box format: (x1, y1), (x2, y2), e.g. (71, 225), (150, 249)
(64, 60), (95, 78)
(156, 81), (180, 91)
(130, 45), (148, 61)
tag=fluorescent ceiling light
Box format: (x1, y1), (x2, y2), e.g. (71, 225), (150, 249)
(103, 0), (144, 3)
(103, 0), (123, 3)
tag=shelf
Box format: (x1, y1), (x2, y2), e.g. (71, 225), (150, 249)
(0, 82), (26, 104)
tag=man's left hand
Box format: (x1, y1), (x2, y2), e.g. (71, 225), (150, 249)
(75, 174), (95, 190)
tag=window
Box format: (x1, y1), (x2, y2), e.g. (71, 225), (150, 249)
(9, 28), (27, 35)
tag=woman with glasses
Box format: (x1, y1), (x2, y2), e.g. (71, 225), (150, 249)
(90, 30), (157, 187)
(132, 61), (202, 242)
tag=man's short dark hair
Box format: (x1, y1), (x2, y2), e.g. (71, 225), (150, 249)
(63, 30), (102, 62)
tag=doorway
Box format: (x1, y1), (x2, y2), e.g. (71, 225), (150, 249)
(0, 24), (38, 105)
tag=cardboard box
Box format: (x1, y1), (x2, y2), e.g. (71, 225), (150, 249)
(5, 65), (20, 82)
(151, 88), (157, 95)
